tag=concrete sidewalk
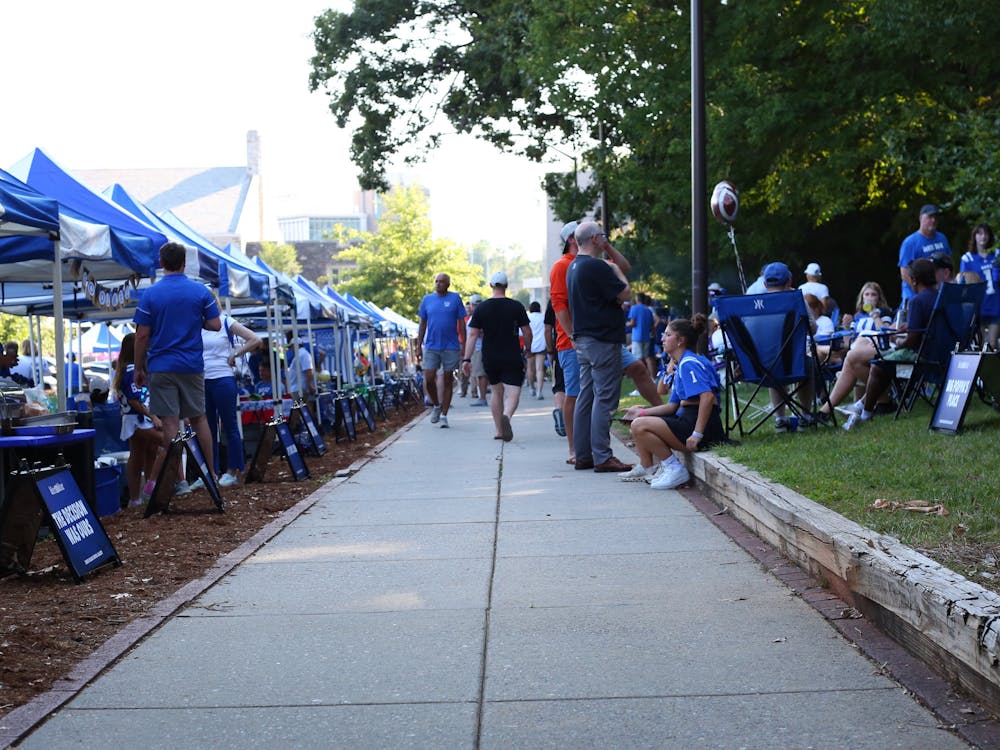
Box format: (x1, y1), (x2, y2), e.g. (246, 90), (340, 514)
(14, 397), (971, 749)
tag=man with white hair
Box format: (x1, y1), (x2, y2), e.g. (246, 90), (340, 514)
(566, 221), (634, 472)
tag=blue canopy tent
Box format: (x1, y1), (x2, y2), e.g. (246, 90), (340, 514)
(8, 149), (164, 279)
(0, 177), (60, 239)
(80, 321), (126, 354)
(158, 209), (275, 302)
(0, 163), (162, 407)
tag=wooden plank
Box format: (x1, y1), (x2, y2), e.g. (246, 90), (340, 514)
(687, 451), (1000, 709)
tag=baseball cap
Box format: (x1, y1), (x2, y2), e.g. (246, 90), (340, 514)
(920, 204), (940, 216)
(804, 262), (822, 277)
(762, 262), (792, 287)
(559, 221), (579, 243)
(490, 271), (509, 287)
(469, 293), (484, 304)
(929, 251), (952, 269)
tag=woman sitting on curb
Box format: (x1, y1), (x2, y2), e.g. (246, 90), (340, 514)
(617, 314), (725, 489)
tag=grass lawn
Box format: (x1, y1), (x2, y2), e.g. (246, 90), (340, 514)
(615, 380), (1000, 590)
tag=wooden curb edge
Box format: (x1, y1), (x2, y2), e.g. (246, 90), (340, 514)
(687, 449), (1000, 712)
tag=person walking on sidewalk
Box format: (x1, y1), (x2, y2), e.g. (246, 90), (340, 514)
(133, 242), (222, 500)
(526, 300), (547, 399)
(415, 272), (467, 429)
(620, 315), (725, 489)
(466, 294), (489, 406)
(463, 271), (532, 442)
(566, 221), (633, 473)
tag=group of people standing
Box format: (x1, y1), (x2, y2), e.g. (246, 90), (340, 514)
(414, 219), (721, 492)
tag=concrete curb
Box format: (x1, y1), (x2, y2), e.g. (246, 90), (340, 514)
(0, 412), (422, 750)
(686, 449), (1000, 712)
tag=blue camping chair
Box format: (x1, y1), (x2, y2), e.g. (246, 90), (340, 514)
(715, 290), (834, 436)
(872, 282), (986, 417)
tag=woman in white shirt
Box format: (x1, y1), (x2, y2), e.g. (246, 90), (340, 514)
(526, 301), (547, 399)
(198, 294), (261, 488)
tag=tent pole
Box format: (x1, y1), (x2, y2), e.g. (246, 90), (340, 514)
(53, 258), (65, 410)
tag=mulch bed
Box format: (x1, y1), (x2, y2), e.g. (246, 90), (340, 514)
(0, 403), (419, 719)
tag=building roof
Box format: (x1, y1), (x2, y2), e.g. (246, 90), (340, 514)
(75, 166), (254, 246)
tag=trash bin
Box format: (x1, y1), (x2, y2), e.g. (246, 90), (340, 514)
(94, 465), (122, 517)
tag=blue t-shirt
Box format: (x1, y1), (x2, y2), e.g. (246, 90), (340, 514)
(133, 274), (220, 373)
(668, 350), (720, 404)
(418, 291), (466, 351)
(627, 303), (654, 343)
(64, 361), (85, 393)
(960, 250), (1000, 318)
(898, 231), (951, 302)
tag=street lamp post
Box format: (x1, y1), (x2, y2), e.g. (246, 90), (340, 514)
(691, 0), (708, 316)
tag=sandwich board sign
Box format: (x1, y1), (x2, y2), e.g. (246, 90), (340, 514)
(145, 431), (224, 517)
(0, 464), (120, 582)
(246, 418), (310, 483)
(930, 351), (1000, 433)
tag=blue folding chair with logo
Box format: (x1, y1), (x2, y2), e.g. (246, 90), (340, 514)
(715, 290), (833, 437)
(873, 281), (985, 417)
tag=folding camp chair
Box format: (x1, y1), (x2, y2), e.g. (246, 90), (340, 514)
(873, 282), (986, 417)
(714, 290), (834, 437)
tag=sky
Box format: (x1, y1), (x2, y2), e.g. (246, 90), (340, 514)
(1, 1), (553, 259)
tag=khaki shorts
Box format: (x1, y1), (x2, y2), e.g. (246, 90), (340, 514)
(148, 371), (206, 419)
(471, 350), (486, 378)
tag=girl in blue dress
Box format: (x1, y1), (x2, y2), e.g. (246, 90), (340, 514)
(619, 314), (725, 490)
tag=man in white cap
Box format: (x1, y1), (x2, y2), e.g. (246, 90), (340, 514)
(463, 271), (532, 442)
(798, 263), (829, 300)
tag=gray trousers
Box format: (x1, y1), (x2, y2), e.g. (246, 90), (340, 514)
(573, 337), (623, 464)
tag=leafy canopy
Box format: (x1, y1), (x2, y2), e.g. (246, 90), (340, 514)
(311, 1), (1000, 302)
(257, 242), (302, 278)
(336, 184), (488, 319)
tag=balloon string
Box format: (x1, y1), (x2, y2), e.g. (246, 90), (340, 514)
(728, 225), (748, 293)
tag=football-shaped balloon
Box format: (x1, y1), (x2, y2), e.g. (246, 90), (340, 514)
(711, 180), (739, 225)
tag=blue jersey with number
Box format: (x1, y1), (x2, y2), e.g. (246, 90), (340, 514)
(960, 250), (999, 318)
(668, 350), (720, 404)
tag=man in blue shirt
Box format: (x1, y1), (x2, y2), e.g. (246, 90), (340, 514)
(414, 272), (467, 428)
(626, 292), (656, 376)
(898, 204), (951, 304)
(134, 242), (221, 500)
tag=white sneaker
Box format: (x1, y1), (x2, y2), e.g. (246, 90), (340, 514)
(536, 392), (544, 400)
(219, 473), (239, 487)
(649, 463), (690, 490)
(643, 464), (663, 483)
(188, 477), (206, 491)
(842, 412), (870, 431)
(173, 480), (192, 497)
(619, 464), (653, 482)
(439, 414), (449, 428)
(430, 405), (442, 423)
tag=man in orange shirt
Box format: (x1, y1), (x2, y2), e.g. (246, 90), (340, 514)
(550, 222), (582, 464)
(550, 221), (662, 465)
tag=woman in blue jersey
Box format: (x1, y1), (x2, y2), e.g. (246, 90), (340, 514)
(959, 222), (999, 349)
(618, 314), (724, 490)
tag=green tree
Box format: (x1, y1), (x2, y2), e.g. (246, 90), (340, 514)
(336, 185), (487, 319)
(258, 242), (302, 278)
(310, 1), (1000, 302)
